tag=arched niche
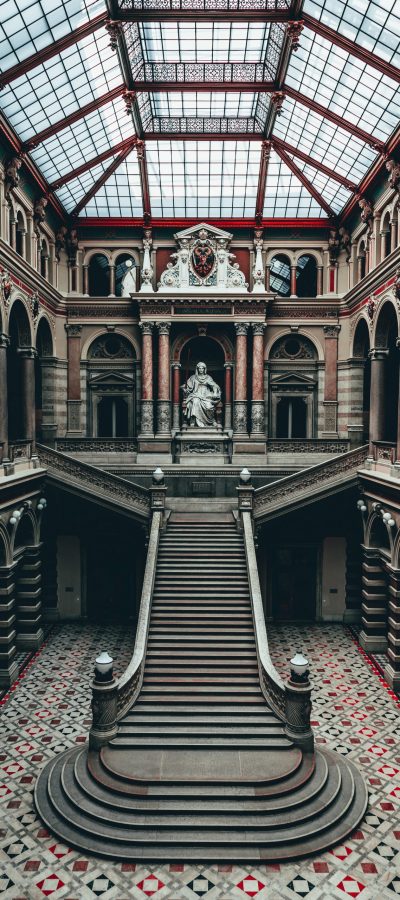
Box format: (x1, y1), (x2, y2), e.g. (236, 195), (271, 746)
(373, 301), (399, 443)
(87, 333), (137, 438)
(88, 254), (109, 297)
(7, 300), (33, 442)
(35, 317), (54, 442)
(178, 335), (226, 429)
(269, 254), (291, 297)
(268, 334), (318, 439)
(352, 318), (371, 442)
(369, 515), (391, 557)
(13, 512), (35, 553)
(296, 254), (317, 298)
(115, 254), (138, 297)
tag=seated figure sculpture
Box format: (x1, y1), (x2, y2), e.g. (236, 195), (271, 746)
(182, 361), (221, 428)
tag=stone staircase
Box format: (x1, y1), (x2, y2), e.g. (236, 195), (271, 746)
(35, 512), (367, 861)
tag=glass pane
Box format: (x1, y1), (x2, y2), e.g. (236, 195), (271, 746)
(263, 150), (325, 216)
(304, 0), (400, 67)
(79, 154), (143, 216)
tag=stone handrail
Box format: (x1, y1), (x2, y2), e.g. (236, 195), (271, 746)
(115, 509), (162, 719)
(242, 511), (286, 721)
(254, 444), (369, 523)
(36, 443), (150, 520)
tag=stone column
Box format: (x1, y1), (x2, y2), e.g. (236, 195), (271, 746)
(369, 348), (388, 453)
(234, 323), (249, 435)
(323, 325), (340, 435)
(359, 547), (388, 652)
(109, 264), (116, 297)
(140, 321), (154, 436)
(172, 362), (181, 432)
(290, 265), (297, 297)
(251, 323), (266, 436)
(224, 362), (233, 431)
(391, 218), (397, 253)
(317, 266), (323, 296)
(65, 324), (82, 434)
(9, 216), (16, 251)
(19, 347), (36, 450)
(16, 545), (43, 650)
(83, 265), (89, 296)
(0, 333), (9, 462)
(384, 567), (400, 691)
(0, 562), (18, 687)
(156, 322), (171, 434)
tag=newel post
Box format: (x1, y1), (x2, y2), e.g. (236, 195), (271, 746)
(236, 468), (253, 530)
(89, 652), (118, 751)
(284, 653), (314, 752)
(151, 467), (167, 525)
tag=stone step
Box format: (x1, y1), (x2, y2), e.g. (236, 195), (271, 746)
(110, 736), (290, 749)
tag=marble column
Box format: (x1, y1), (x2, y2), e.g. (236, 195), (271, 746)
(369, 348), (388, 453)
(317, 266), (323, 296)
(0, 333), (9, 461)
(290, 265), (297, 297)
(65, 324), (82, 434)
(384, 567), (400, 690)
(224, 362), (233, 431)
(251, 323), (266, 435)
(234, 323), (249, 435)
(109, 264), (116, 297)
(19, 347), (36, 451)
(140, 321), (154, 435)
(83, 265), (89, 296)
(172, 362), (181, 432)
(16, 545), (43, 650)
(157, 322), (171, 434)
(323, 325), (340, 435)
(359, 547), (388, 652)
(0, 562), (19, 686)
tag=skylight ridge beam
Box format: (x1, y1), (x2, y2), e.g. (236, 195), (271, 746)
(0, 12), (109, 89)
(71, 139), (138, 217)
(302, 13), (400, 86)
(283, 87), (385, 151)
(274, 142), (335, 218)
(132, 81), (276, 91)
(272, 137), (358, 190)
(23, 85), (125, 150)
(117, 10), (292, 22)
(263, 0), (304, 139)
(136, 141), (152, 225)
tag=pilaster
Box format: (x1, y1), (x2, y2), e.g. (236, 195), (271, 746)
(0, 562), (19, 687)
(16, 545), (44, 650)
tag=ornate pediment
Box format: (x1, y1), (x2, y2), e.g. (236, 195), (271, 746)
(270, 372), (316, 387)
(158, 223), (248, 293)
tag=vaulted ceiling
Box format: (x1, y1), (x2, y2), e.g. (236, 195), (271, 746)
(0, 0), (399, 225)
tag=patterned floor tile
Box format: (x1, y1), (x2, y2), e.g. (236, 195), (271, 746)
(1, 623), (400, 899)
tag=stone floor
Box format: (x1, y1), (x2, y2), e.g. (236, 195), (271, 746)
(1, 622), (400, 899)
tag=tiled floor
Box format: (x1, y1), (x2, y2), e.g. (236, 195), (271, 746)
(1, 623), (400, 899)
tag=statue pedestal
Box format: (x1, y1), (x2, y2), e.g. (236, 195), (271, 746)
(173, 428), (232, 465)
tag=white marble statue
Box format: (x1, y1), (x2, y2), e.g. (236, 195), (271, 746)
(182, 362), (221, 429)
(121, 259), (136, 296)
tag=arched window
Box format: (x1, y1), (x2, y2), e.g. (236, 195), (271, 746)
(268, 335), (318, 439)
(353, 318), (371, 442)
(16, 212), (25, 258)
(7, 300), (32, 442)
(269, 254), (290, 297)
(35, 318), (54, 442)
(88, 254), (109, 297)
(87, 333), (136, 437)
(296, 255), (317, 298)
(381, 212), (391, 260)
(374, 302), (399, 443)
(358, 242), (366, 281)
(115, 254), (137, 297)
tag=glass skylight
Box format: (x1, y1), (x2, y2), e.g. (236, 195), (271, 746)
(150, 92), (258, 119)
(55, 160), (112, 213)
(0, 27), (121, 142)
(287, 29), (400, 143)
(139, 22), (272, 64)
(285, 154), (353, 213)
(79, 156), (143, 217)
(304, 0), (400, 68)
(273, 95), (377, 183)
(147, 140), (260, 217)
(263, 151), (325, 217)
(30, 97), (133, 183)
(0, 0), (104, 72)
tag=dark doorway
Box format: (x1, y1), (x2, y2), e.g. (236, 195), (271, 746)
(97, 396), (129, 437)
(276, 397), (307, 438)
(86, 531), (136, 623)
(270, 546), (317, 620)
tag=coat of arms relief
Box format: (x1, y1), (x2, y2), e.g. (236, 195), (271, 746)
(158, 224), (248, 292)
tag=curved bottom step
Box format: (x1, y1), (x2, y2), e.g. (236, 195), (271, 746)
(35, 745), (368, 862)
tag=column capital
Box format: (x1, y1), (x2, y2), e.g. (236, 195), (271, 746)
(172, 361), (181, 369)
(369, 348), (389, 360)
(157, 321), (171, 335)
(235, 322), (250, 336)
(323, 324), (341, 337)
(252, 323), (266, 335)
(224, 360), (234, 369)
(17, 346), (37, 359)
(0, 332), (10, 349)
(140, 321), (154, 335)
(65, 323), (82, 338)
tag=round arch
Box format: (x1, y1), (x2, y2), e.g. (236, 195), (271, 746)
(172, 330), (234, 364)
(265, 329), (323, 362)
(36, 315), (54, 357)
(268, 253), (291, 297)
(351, 315), (370, 358)
(83, 248), (112, 267)
(87, 253), (110, 297)
(81, 328), (140, 361)
(293, 249), (323, 267)
(366, 513), (392, 558)
(12, 510), (36, 554)
(0, 521), (12, 567)
(266, 249), (296, 266)
(373, 299), (399, 349)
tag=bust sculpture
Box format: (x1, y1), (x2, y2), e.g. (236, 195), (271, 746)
(182, 362), (221, 429)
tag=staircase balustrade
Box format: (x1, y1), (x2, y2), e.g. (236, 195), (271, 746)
(253, 444), (369, 522)
(89, 509), (163, 749)
(36, 443), (150, 520)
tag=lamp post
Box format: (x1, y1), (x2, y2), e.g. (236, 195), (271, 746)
(285, 651), (314, 751)
(89, 650), (117, 750)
